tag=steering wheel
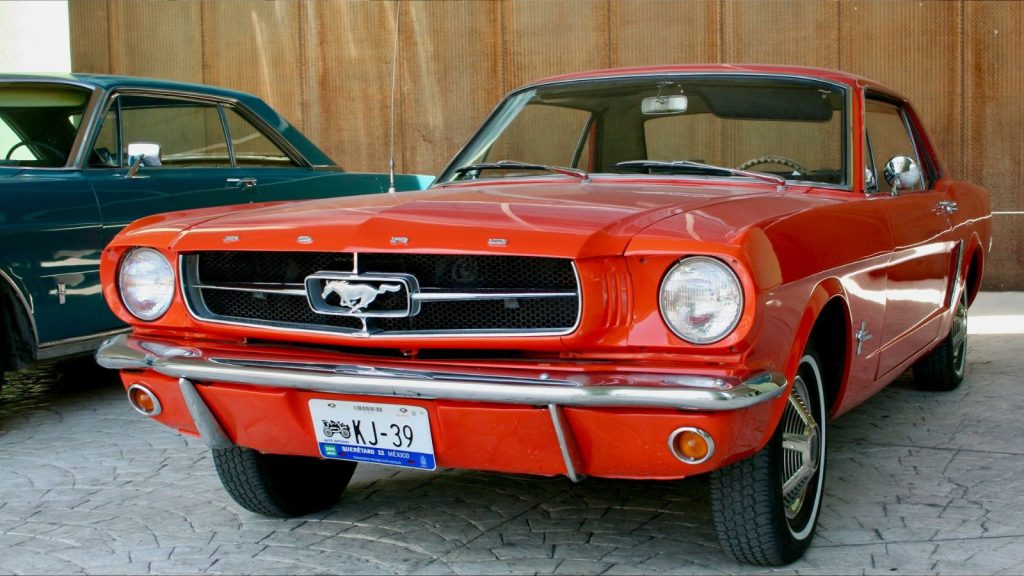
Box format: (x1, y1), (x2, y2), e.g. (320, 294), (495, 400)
(5, 140), (66, 162)
(738, 155), (808, 176)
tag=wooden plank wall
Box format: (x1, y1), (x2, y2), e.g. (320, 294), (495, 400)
(69, 0), (1023, 289)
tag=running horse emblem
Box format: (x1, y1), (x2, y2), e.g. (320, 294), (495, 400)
(321, 280), (401, 313)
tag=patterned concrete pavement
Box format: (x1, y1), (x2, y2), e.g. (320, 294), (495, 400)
(1, 292), (1023, 575)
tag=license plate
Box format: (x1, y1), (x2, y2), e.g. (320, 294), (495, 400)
(309, 399), (436, 470)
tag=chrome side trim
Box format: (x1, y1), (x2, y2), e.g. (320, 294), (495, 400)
(36, 327), (130, 360)
(950, 240), (965, 308)
(548, 404), (585, 482)
(179, 377), (233, 449)
(96, 334), (788, 412)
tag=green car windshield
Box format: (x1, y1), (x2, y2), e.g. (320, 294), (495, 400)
(0, 84), (92, 168)
(437, 76), (847, 187)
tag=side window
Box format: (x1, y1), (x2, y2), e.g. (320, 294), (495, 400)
(864, 99), (924, 192)
(89, 105), (119, 167)
(222, 107), (296, 167)
(119, 95), (229, 168)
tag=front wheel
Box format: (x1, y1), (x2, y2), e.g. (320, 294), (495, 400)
(710, 347), (827, 565)
(213, 446), (357, 517)
(913, 288), (968, 391)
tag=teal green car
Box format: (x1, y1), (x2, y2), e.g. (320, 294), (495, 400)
(0, 74), (432, 387)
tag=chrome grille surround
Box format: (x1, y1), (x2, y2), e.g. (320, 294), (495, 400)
(181, 252), (582, 338)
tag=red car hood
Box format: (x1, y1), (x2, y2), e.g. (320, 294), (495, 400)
(165, 179), (771, 258)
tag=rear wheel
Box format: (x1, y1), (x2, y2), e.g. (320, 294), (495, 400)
(710, 347), (827, 565)
(213, 446), (357, 517)
(913, 288), (968, 391)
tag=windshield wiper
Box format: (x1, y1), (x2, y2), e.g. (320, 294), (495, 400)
(613, 160), (785, 186)
(453, 160), (589, 181)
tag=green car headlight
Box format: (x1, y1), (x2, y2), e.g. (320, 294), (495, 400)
(659, 256), (743, 344)
(119, 248), (175, 321)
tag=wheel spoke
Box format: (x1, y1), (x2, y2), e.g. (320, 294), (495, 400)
(782, 433), (811, 456)
(783, 462), (815, 497)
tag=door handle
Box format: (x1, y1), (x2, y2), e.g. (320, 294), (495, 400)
(936, 200), (958, 215)
(227, 177), (257, 188)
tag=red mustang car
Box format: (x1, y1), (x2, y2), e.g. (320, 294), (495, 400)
(96, 65), (990, 565)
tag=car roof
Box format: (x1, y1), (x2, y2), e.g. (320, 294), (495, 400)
(0, 72), (260, 102)
(0, 72), (336, 166)
(525, 64), (893, 94)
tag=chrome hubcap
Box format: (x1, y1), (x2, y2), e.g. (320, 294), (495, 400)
(781, 376), (820, 520)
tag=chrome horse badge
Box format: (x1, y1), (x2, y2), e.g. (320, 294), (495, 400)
(321, 280), (401, 313)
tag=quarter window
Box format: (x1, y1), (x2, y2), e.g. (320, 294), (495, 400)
(223, 107), (295, 167)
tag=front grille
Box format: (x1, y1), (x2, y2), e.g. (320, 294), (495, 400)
(182, 251), (580, 337)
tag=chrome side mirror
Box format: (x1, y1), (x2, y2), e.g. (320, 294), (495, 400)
(127, 142), (162, 168)
(125, 142), (162, 179)
(883, 155), (920, 195)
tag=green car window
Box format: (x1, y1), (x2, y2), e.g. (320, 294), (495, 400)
(119, 95), (230, 168)
(0, 85), (90, 167)
(223, 107), (296, 167)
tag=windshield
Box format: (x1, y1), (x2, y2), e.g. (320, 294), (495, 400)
(437, 76), (847, 187)
(0, 84), (92, 168)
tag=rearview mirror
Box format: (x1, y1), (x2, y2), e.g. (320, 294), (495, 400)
(642, 95), (688, 115)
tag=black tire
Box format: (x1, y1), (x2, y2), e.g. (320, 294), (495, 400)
(212, 446), (357, 517)
(913, 289), (968, 392)
(710, 347), (827, 565)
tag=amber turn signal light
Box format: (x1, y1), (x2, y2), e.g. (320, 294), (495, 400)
(127, 383), (162, 416)
(668, 427), (715, 464)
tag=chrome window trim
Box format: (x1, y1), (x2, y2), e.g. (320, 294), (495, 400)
(179, 254), (584, 339)
(437, 72), (852, 188)
(81, 88), (312, 169)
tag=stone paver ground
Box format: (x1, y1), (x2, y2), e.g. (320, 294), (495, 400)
(1, 292), (1022, 575)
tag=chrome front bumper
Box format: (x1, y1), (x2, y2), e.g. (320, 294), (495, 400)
(96, 333), (787, 412)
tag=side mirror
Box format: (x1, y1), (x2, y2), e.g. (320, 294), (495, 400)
(127, 142), (162, 168)
(882, 155), (921, 195)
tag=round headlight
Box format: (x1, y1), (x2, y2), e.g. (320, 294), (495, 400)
(659, 256), (743, 344)
(119, 248), (175, 321)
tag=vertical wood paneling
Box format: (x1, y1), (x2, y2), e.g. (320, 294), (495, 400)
(609, 0), (720, 66)
(201, 1), (305, 132)
(105, 0), (203, 83)
(69, 0), (110, 73)
(66, 0), (1024, 288)
(840, 1), (963, 181)
(722, 0), (839, 67)
(305, 1), (402, 172)
(965, 1), (1024, 290)
(502, 0), (610, 89)
(401, 1), (503, 175)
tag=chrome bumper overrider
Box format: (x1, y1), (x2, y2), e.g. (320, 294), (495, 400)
(96, 334), (788, 412)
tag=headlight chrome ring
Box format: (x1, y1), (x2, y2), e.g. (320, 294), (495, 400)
(659, 256), (743, 344)
(118, 247), (175, 321)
